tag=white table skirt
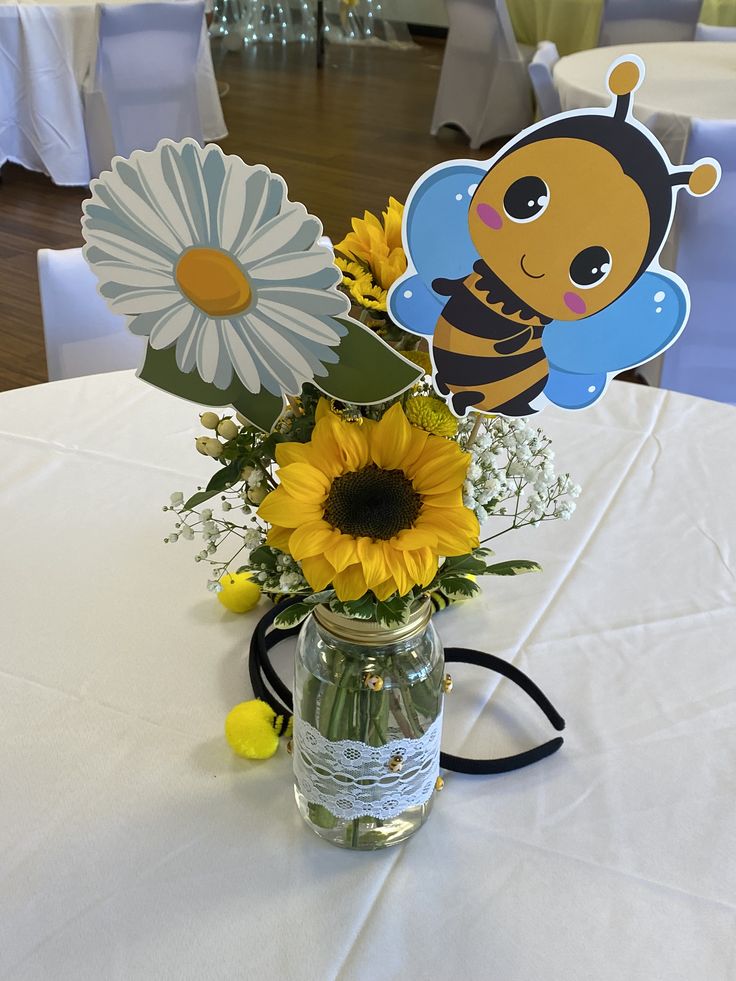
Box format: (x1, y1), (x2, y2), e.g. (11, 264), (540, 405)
(0, 0), (227, 186)
(554, 42), (736, 164)
(1, 371), (735, 979)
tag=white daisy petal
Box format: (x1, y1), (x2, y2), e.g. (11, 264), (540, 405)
(83, 233), (171, 272)
(104, 288), (183, 314)
(257, 298), (343, 345)
(175, 315), (201, 373)
(238, 204), (319, 266)
(212, 324), (234, 389)
(95, 173), (185, 254)
(91, 262), (173, 290)
(218, 165), (271, 254)
(222, 324), (262, 393)
(248, 250), (335, 282)
(196, 319), (223, 383)
(149, 303), (198, 349)
(256, 286), (350, 317)
(241, 310), (314, 383)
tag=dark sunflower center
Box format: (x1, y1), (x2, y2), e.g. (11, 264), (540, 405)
(323, 464), (422, 540)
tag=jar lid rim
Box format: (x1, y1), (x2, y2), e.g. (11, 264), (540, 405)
(312, 598), (432, 646)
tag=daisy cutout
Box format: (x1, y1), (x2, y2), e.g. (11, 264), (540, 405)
(82, 140), (420, 430)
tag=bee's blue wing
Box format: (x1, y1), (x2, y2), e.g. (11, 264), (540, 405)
(388, 163), (486, 337)
(542, 271), (688, 410)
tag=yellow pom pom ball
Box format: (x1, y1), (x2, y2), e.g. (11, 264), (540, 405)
(225, 700), (280, 759)
(217, 572), (261, 614)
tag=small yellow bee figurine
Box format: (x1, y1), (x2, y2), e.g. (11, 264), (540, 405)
(363, 673), (384, 692)
(388, 754), (404, 773)
(435, 776), (445, 792)
(442, 674), (454, 694)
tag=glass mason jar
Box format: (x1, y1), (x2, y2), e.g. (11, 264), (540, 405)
(292, 598), (444, 850)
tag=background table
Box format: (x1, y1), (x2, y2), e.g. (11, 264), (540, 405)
(508, 0), (736, 55)
(555, 42), (736, 164)
(2, 371), (735, 979)
(0, 0), (227, 186)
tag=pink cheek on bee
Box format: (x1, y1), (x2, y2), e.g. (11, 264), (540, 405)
(564, 291), (587, 314)
(476, 204), (503, 230)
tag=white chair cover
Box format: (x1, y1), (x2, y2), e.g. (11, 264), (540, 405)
(37, 248), (144, 382)
(528, 41), (561, 120)
(84, 1), (206, 179)
(694, 23), (736, 41)
(659, 120), (736, 405)
(431, 0), (533, 150)
(599, 0), (700, 45)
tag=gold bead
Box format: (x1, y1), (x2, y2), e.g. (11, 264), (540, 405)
(387, 754), (404, 773)
(286, 739), (293, 755)
(442, 673), (453, 694)
(434, 776), (445, 792)
(363, 673), (384, 692)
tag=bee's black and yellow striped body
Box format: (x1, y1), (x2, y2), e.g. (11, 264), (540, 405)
(431, 259), (551, 417)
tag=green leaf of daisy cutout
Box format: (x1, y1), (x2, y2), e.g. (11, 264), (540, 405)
(315, 317), (423, 404)
(138, 344), (285, 432)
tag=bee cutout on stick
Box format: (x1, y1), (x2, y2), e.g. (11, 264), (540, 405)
(388, 56), (720, 417)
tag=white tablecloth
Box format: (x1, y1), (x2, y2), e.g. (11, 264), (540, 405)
(555, 42), (736, 163)
(0, 0), (227, 186)
(1, 371), (735, 980)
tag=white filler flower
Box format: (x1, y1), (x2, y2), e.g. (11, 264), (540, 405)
(82, 140), (350, 396)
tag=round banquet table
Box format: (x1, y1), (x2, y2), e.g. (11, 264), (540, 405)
(507, 0), (736, 55)
(554, 41), (736, 164)
(1, 371), (736, 980)
(0, 0), (227, 187)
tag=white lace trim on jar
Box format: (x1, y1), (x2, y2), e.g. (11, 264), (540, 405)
(293, 712), (443, 821)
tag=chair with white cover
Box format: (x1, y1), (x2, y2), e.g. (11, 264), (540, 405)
(657, 120), (736, 405)
(431, 0), (533, 150)
(694, 23), (736, 41)
(37, 248), (145, 381)
(528, 41), (561, 120)
(84, 1), (206, 179)
(598, 0), (700, 45)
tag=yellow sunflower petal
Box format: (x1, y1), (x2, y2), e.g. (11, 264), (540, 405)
(419, 507), (480, 555)
(288, 520), (337, 561)
(421, 487), (465, 509)
(332, 416), (372, 472)
(370, 402), (413, 470)
(391, 527), (439, 551)
(324, 533), (360, 574)
(274, 441), (312, 468)
(266, 525), (293, 551)
(356, 537), (391, 589)
(278, 463), (331, 504)
(315, 398), (333, 422)
(258, 486), (323, 528)
(381, 542), (414, 596)
(372, 576), (398, 601)
(333, 563), (369, 602)
(410, 451), (470, 496)
(401, 547), (438, 587)
(301, 554), (335, 592)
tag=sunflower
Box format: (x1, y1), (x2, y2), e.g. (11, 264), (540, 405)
(82, 140), (350, 398)
(257, 401), (479, 601)
(335, 197), (407, 292)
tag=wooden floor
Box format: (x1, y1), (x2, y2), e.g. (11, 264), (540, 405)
(0, 36), (500, 392)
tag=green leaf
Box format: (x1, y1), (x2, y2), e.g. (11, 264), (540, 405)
(438, 576), (481, 600)
(274, 602), (312, 629)
(205, 459), (242, 493)
(138, 344), (284, 431)
(182, 488), (220, 510)
(329, 596), (375, 620)
(374, 595), (412, 627)
(441, 553), (491, 575)
(484, 560), (542, 576)
(249, 545), (278, 570)
(315, 317), (422, 404)
(303, 590), (336, 606)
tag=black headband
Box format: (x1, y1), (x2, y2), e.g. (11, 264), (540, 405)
(249, 599), (565, 775)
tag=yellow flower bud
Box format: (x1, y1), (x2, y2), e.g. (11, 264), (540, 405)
(204, 437), (224, 458)
(217, 418), (239, 440)
(199, 411), (220, 430)
(247, 485), (267, 505)
(195, 436), (210, 455)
